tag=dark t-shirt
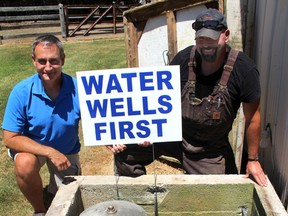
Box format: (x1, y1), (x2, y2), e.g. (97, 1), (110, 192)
(170, 45), (261, 115)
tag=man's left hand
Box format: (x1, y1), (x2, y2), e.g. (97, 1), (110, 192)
(245, 161), (268, 186)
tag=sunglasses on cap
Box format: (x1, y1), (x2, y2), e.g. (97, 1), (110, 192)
(192, 20), (226, 31)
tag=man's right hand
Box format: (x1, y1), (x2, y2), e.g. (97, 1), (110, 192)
(106, 144), (127, 154)
(137, 140), (153, 147)
(47, 148), (71, 171)
(106, 141), (153, 154)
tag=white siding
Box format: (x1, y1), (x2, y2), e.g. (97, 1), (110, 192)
(254, 0), (288, 207)
(138, 14), (168, 67)
(137, 5), (205, 67)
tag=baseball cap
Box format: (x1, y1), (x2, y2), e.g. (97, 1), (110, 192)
(192, 8), (228, 40)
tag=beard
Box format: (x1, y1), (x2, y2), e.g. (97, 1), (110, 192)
(198, 47), (218, 62)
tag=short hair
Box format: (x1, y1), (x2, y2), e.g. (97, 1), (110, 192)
(32, 34), (65, 57)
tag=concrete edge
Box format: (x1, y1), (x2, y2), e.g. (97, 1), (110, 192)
(46, 175), (288, 216)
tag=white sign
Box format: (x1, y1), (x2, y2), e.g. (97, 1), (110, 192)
(76, 66), (182, 146)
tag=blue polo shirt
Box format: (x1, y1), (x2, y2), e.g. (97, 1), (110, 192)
(2, 73), (81, 154)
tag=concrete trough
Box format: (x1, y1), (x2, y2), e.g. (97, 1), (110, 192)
(46, 175), (287, 216)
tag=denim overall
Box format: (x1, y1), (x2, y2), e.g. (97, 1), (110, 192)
(181, 46), (239, 174)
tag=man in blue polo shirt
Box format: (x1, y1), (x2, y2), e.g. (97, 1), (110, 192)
(2, 34), (81, 216)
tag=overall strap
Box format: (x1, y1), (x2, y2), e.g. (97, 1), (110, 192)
(219, 49), (239, 86)
(188, 46), (197, 81)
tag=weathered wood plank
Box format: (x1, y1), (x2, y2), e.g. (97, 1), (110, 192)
(0, 14), (59, 22)
(124, 17), (146, 68)
(0, 6), (59, 12)
(124, 0), (219, 22)
(166, 10), (177, 63)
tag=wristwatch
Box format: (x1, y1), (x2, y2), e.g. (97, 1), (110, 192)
(248, 157), (259, 161)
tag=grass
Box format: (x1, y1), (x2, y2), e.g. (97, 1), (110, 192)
(0, 37), (127, 216)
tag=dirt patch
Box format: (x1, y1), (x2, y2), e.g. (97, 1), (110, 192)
(79, 145), (184, 176)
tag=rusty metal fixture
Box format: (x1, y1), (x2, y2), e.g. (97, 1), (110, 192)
(106, 205), (117, 214)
